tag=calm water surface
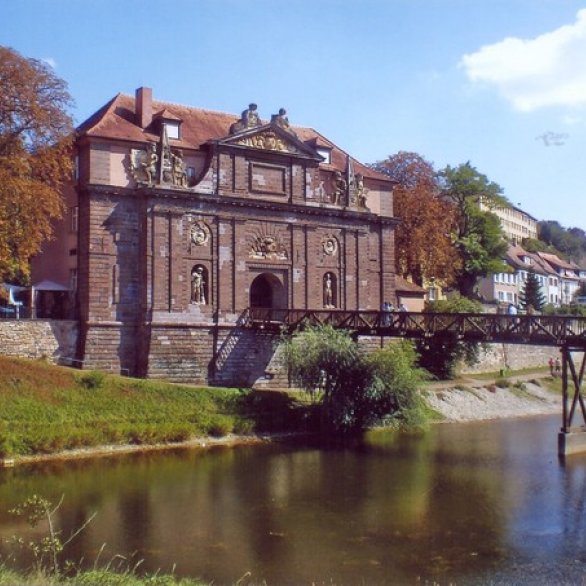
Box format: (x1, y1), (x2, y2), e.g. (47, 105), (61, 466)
(2, 415), (586, 585)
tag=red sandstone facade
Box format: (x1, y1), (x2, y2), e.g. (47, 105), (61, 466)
(33, 88), (397, 385)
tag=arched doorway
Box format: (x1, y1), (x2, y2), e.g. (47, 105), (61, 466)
(250, 273), (286, 309)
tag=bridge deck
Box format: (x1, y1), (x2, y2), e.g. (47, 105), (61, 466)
(245, 308), (586, 348)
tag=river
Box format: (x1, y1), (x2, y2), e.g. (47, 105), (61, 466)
(1, 415), (586, 585)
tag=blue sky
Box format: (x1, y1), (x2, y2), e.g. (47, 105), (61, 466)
(4, 0), (586, 229)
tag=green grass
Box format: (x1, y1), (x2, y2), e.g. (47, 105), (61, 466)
(0, 566), (207, 585)
(0, 356), (312, 458)
(468, 366), (549, 381)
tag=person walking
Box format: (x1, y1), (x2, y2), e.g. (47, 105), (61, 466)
(555, 357), (561, 376)
(548, 357), (555, 376)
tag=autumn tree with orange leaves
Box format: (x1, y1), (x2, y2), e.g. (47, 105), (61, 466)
(371, 152), (460, 287)
(0, 46), (74, 284)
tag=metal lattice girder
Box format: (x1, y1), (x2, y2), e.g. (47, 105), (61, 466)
(562, 347), (586, 431)
(245, 309), (586, 349)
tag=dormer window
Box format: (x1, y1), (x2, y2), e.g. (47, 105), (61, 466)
(316, 148), (332, 164)
(165, 122), (180, 140)
(153, 108), (183, 140)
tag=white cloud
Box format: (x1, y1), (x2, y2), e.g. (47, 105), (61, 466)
(41, 57), (57, 69)
(459, 9), (586, 111)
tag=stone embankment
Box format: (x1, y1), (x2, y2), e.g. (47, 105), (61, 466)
(425, 373), (560, 422)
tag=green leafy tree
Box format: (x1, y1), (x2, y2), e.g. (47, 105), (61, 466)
(416, 295), (483, 379)
(282, 324), (428, 434)
(0, 46), (74, 283)
(439, 162), (509, 297)
(519, 269), (546, 312)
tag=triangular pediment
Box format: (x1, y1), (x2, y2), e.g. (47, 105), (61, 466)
(215, 123), (324, 161)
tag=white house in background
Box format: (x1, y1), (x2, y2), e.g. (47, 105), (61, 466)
(478, 245), (550, 307)
(537, 252), (582, 305)
(480, 201), (538, 245)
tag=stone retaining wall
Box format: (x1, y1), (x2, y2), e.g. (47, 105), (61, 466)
(0, 320), (560, 385)
(0, 320), (78, 364)
(461, 342), (556, 374)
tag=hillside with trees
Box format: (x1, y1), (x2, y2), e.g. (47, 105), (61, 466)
(537, 221), (586, 263)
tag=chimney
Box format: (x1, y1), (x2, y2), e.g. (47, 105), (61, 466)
(136, 87), (152, 129)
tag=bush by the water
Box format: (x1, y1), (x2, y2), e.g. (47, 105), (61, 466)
(282, 324), (429, 434)
(416, 295), (483, 379)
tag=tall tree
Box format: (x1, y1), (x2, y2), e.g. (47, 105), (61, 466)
(0, 46), (74, 283)
(520, 269), (546, 312)
(371, 152), (460, 286)
(438, 162), (509, 297)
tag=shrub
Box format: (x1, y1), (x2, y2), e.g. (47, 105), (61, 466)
(282, 325), (429, 434)
(207, 415), (233, 437)
(78, 370), (106, 389)
(417, 295), (483, 379)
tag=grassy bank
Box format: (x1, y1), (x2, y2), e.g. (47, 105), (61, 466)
(0, 356), (310, 459)
(0, 566), (207, 586)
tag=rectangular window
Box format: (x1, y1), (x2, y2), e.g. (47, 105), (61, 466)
(111, 264), (119, 305)
(165, 123), (180, 140)
(70, 206), (79, 233)
(428, 287), (437, 301)
(316, 148), (332, 164)
(69, 269), (77, 292)
(498, 291), (505, 301)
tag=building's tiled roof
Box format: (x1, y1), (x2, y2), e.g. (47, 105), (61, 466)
(537, 252), (579, 271)
(505, 245), (551, 275)
(76, 93), (389, 181)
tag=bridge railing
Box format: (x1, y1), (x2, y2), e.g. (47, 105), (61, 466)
(246, 308), (586, 347)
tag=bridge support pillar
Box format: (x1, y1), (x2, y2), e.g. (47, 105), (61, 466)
(559, 430), (586, 456)
(559, 346), (586, 457)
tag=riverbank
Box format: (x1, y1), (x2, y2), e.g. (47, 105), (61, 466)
(425, 372), (561, 422)
(0, 356), (562, 467)
(0, 355), (309, 465)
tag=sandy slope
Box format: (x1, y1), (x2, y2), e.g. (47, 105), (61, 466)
(425, 377), (560, 422)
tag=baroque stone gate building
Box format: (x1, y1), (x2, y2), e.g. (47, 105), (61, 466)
(33, 88), (398, 385)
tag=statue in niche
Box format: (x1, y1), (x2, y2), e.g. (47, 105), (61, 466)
(230, 103), (262, 134)
(191, 266), (206, 305)
(324, 273), (335, 308)
(332, 171), (347, 205)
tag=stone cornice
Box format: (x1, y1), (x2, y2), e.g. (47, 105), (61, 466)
(81, 184), (400, 226)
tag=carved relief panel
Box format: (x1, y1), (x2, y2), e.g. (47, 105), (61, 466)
(247, 223), (289, 262)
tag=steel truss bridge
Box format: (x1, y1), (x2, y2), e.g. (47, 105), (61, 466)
(245, 308), (586, 453)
